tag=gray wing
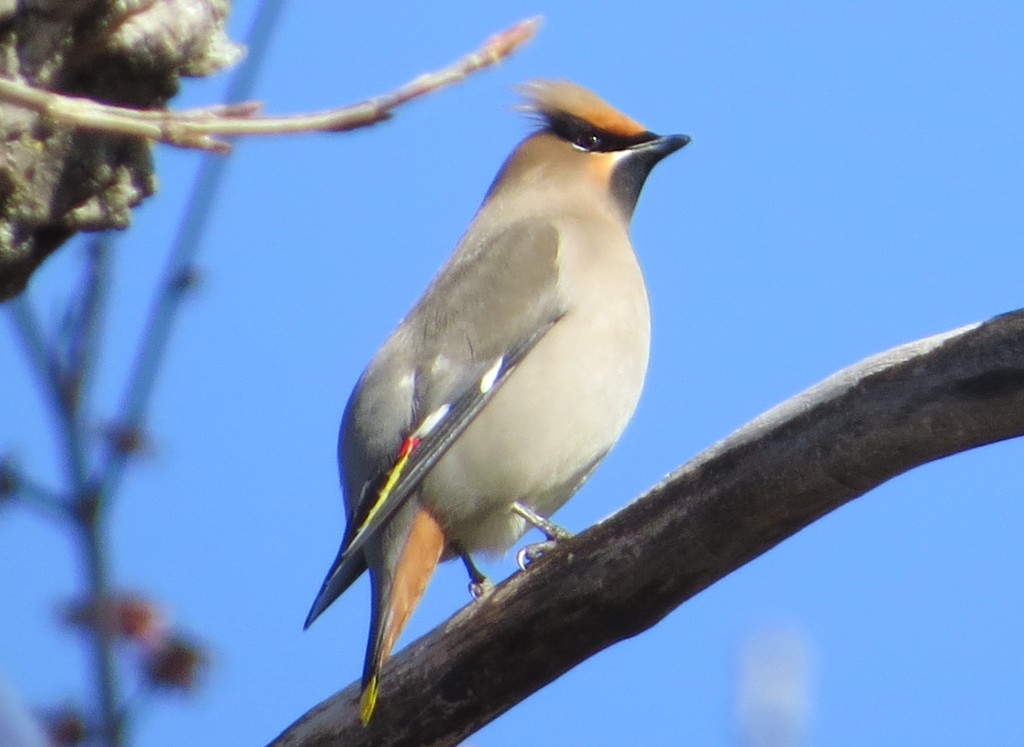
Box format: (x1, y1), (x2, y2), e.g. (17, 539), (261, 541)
(305, 219), (565, 627)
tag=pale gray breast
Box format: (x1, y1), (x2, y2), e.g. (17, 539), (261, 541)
(422, 213), (651, 551)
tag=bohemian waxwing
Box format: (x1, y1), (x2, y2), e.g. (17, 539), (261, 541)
(305, 79), (689, 724)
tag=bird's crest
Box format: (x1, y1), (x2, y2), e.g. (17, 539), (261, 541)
(518, 79), (649, 138)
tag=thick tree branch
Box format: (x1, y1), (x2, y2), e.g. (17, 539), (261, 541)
(270, 309), (1024, 747)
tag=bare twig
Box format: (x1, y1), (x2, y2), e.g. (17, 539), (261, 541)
(63, 237), (112, 410)
(0, 462), (68, 522)
(8, 264), (122, 747)
(269, 310), (1024, 747)
(0, 17), (540, 153)
(7, 298), (88, 487)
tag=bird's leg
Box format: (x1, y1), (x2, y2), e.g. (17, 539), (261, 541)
(512, 501), (573, 570)
(455, 544), (493, 600)
(512, 501), (573, 541)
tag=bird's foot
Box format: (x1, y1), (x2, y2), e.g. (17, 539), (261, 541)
(457, 545), (493, 601)
(511, 502), (572, 570)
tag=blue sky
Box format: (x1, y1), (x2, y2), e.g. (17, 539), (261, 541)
(2, 2), (1023, 745)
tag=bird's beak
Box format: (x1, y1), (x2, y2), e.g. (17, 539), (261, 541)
(609, 133), (691, 217)
(638, 133), (691, 160)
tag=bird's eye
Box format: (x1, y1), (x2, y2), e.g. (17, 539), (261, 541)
(574, 131), (602, 151)
(550, 114), (622, 152)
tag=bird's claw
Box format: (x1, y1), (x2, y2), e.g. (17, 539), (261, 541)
(468, 577), (494, 600)
(516, 539), (559, 571)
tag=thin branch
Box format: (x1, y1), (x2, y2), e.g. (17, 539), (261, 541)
(0, 462), (70, 522)
(7, 296), (62, 418)
(0, 17), (541, 153)
(9, 243), (123, 747)
(64, 236), (113, 411)
(269, 309), (1024, 747)
(8, 266), (120, 747)
(7, 297), (90, 489)
(80, 514), (120, 747)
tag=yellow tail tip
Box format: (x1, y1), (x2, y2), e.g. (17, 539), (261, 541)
(359, 676), (379, 726)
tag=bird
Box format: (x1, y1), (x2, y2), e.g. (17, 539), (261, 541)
(304, 79), (689, 725)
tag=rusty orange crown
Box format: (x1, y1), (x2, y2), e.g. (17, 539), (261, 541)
(517, 79), (649, 137)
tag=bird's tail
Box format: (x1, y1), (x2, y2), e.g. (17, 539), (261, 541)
(304, 545), (368, 630)
(360, 506), (445, 725)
